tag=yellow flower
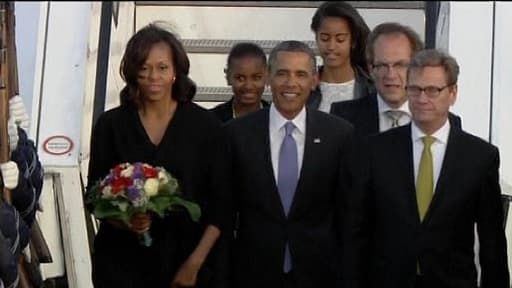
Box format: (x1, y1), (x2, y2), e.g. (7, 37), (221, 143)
(144, 178), (159, 197)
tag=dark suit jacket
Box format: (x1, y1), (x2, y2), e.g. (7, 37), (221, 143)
(349, 124), (509, 288)
(330, 93), (462, 137)
(220, 107), (355, 288)
(210, 97), (270, 124)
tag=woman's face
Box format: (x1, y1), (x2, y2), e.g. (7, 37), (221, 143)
(137, 41), (176, 103)
(315, 16), (352, 69)
(226, 56), (267, 106)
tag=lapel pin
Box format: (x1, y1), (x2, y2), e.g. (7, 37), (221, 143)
(313, 138), (321, 143)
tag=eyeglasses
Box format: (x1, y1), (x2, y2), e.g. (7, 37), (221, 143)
(372, 61), (409, 74)
(406, 84), (453, 98)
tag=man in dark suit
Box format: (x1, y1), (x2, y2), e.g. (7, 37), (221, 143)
(348, 49), (509, 288)
(330, 22), (461, 136)
(219, 40), (355, 288)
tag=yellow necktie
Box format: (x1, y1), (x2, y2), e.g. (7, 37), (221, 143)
(417, 135), (435, 275)
(416, 135), (435, 221)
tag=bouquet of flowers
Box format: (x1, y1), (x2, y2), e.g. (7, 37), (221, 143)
(87, 162), (200, 246)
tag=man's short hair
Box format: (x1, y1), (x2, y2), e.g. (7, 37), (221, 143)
(268, 40), (317, 73)
(407, 49), (460, 85)
(366, 22), (424, 65)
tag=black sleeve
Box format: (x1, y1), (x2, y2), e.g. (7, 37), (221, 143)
(0, 231), (18, 288)
(478, 148), (510, 288)
(208, 124), (235, 288)
(10, 128), (44, 227)
(84, 113), (115, 212)
(341, 134), (373, 288)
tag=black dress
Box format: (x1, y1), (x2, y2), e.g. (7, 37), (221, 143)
(86, 101), (222, 288)
(209, 97), (270, 124)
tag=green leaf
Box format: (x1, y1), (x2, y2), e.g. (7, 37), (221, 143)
(93, 200), (124, 219)
(169, 197), (201, 222)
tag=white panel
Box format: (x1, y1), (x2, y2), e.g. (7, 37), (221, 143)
(447, 2), (493, 140)
(37, 2), (91, 166)
(135, 5), (425, 96)
(15, 2), (41, 122)
(492, 2), (512, 188)
(38, 174), (65, 279)
(135, 6), (424, 40)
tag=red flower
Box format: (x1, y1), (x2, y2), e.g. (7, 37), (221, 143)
(113, 165), (123, 177)
(143, 166), (158, 178)
(111, 178), (126, 194)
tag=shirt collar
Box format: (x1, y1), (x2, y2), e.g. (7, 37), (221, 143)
(269, 103), (306, 135)
(377, 93), (411, 116)
(411, 118), (451, 144)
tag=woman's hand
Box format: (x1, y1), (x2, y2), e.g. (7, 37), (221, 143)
(129, 213), (152, 234)
(170, 256), (202, 288)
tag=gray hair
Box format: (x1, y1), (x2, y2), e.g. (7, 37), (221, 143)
(407, 49), (460, 85)
(268, 40), (317, 73)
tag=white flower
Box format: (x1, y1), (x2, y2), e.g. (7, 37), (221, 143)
(120, 165), (134, 178)
(158, 171), (169, 184)
(144, 178), (159, 197)
(101, 186), (113, 198)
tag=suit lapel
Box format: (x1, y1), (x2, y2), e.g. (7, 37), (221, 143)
(395, 125), (419, 223)
(422, 127), (460, 224)
(288, 109), (316, 217)
(359, 94), (380, 135)
(252, 110), (287, 219)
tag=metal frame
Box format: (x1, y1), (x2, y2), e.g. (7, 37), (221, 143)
(135, 1), (425, 9)
(182, 39), (317, 54)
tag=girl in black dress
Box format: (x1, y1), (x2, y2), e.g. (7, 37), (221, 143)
(86, 23), (225, 288)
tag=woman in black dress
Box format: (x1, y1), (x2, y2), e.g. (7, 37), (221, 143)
(86, 23), (225, 288)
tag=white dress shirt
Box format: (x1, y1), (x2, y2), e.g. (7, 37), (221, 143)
(411, 119), (451, 192)
(318, 79), (355, 113)
(269, 104), (306, 183)
(377, 94), (411, 132)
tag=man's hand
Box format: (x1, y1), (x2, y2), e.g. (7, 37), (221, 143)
(0, 161), (19, 190)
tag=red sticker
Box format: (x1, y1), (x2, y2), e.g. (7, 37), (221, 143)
(42, 135), (74, 155)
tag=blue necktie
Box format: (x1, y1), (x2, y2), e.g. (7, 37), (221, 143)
(277, 121), (298, 272)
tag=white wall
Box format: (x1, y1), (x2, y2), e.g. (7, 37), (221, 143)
(492, 2), (512, 190)
(35, 2), (91, 166)
(15, 2), (40, 123)
(438, 1), (512, 189)
(442, 2), (494, 141)
(135, 5), (425, 93)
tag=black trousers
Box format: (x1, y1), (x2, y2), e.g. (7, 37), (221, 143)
(282, 271), (297, 288)
(415, 275), (427, 288)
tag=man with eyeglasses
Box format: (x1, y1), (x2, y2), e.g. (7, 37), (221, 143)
(330, 22), (461, 136)
(345, 49), (509, 288)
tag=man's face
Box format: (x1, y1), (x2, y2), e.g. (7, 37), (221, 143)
(407, 66), (457, 133)
(370, 33), (412, 108)
(269, 51), (317, 119)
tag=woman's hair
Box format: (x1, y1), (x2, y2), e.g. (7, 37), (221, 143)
(310, 1), (370, 71)
(119, 23), (196, 106)
(226, 42), (267, 72)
